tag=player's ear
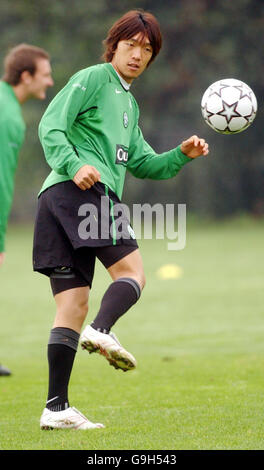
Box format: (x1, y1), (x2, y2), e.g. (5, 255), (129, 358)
(111, 39), (121, 58)
(111, 45), (117, 58)
(20, 70), (33, 85)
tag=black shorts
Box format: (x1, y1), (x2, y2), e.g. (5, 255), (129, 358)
(33, 181), (138, 290)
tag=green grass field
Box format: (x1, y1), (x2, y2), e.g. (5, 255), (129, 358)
(1, 217), (264, 450)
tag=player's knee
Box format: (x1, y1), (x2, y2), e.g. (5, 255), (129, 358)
(75, 298), (89, 319)
(127, 269), (146, 291)
(139, 272), (146, 290)
(57, 299), (88, 323)
(129, 271), (146, 293)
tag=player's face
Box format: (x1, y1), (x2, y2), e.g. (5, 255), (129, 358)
(111, 33), (153, 83)
(27, 58), (54, 100)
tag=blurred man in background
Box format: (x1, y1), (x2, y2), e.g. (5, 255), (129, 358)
(0, 43), (53, 376)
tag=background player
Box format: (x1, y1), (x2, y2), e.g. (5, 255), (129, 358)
(0, 44), (53, 376)
(33, 10), (209, 430)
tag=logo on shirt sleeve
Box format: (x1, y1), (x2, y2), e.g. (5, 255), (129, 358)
(116, 144), (128, 166)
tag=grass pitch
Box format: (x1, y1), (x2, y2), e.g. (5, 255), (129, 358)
(1, 217), (264, 450)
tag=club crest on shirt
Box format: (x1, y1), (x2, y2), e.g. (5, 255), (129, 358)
(123, 111), (129, 128)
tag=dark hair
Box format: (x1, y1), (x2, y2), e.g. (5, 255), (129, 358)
(102, 10), (162, 66)
(2, 43), (50, 85)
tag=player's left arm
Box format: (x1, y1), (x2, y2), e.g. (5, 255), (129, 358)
(127, 125), (209, 180)
(180, 135), (209, 158)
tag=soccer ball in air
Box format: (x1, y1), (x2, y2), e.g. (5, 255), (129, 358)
(201, 78), (257, 134)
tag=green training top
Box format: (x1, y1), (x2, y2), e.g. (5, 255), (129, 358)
(0, 81), (25, 252)
(39, 62), (191, 199)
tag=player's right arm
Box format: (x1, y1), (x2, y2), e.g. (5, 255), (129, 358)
(0, 176), (14, 259)
(38, 68), (102, 187)
(0, 117), (23, 257)
(72, 164), (101, 191)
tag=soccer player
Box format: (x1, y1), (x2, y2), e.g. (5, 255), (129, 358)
(0, 44), (53, 376)
(34, 10), (209, 430)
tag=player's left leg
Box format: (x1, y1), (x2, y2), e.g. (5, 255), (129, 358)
(92, 247), (145, 332)
(81, 247), (145, 371)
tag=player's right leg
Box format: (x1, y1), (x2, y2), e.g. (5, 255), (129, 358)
(40, 278), (104, 430)
(33, 184), (105, 430)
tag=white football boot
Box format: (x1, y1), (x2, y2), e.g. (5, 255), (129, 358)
(40, 406), (105, 430)
(80, 325), (137, 372)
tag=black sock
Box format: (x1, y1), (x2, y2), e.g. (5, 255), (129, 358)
(46, 328), (79, 412)
(91, 277), (141, 333)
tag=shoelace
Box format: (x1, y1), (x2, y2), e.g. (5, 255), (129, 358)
(71, 407), (90, 422)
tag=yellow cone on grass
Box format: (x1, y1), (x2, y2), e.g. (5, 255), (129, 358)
(156, 264), (183, 280)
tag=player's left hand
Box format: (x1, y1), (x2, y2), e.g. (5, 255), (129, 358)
(180, 135), (209, 159)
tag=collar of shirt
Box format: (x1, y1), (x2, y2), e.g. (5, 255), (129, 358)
(110, 64), (131, 91)
(0, 81), (21, 105)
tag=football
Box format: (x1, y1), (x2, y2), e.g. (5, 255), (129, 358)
(201, 78), (257, 134)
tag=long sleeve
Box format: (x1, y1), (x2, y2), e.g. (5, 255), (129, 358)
(0, 118), (24, 252)
(127, 124), (192, 180)
(38, 68), (102, 179)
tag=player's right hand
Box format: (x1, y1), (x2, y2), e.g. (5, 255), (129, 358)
(73, 165), (101, 190)
(0, 252), (5, 266)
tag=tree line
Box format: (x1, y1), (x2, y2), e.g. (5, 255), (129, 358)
(0, 0), (263, 220)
